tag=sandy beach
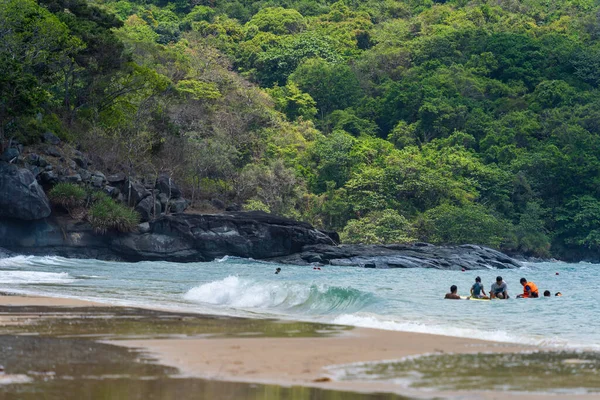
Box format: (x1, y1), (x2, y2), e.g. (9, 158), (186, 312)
(1, 294), (599, 400)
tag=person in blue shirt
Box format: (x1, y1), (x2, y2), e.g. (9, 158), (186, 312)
(470, 276), (489, 299)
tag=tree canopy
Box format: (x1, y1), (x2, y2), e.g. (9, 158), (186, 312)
(3, 0), (600, 260)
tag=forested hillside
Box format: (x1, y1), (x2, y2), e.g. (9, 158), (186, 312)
(2, 0), (600, 260)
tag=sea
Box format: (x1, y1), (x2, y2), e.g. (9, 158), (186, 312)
(0, 254), (598, 351)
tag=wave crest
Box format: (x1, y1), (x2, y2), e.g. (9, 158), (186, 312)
(183, 276), (375, 314)
(0, 271), (75, 284)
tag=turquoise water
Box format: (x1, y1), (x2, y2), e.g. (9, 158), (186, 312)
(0, 254), (598, 349)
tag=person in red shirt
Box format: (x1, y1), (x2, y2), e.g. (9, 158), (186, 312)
(517, 277), (539, 298)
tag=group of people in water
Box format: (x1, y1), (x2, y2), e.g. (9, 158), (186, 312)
(445, 276), (562, 300)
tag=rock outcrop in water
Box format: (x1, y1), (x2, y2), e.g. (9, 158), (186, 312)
(0, 212), (336, 262)
(269, 243), (522, 270)
(0, 210), (521, 269)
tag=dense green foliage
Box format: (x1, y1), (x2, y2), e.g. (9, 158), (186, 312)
(48, 183), (87, 214)
(4, 0), (600, 258)
(88, 193), (140, 233)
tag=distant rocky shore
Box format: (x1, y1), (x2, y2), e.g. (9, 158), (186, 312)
(0, 210), (521, 269)
(0, 136), (522, 269)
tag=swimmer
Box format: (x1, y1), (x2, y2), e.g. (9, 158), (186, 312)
(490, 276), (509, 299)
(275, 267), (281, 274)
(555, 292), (562, 297)
(543, 290), (551, 297)
(444, 285), (462, 300)
(470, 276), (489, 299)
(517, 277), (539, 298)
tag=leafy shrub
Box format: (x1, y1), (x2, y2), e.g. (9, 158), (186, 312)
(341, 209), (415, 244)
(243, 199), (271, 213)
(417, 204), (511, 248)
(48, 183), (87, 214)
(88, 197), (140, 234)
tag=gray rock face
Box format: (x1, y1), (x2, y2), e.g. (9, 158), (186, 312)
(135, 196), (162, 222)
(270, 243), (521, 270)
(26, 153), (39, 165)
(211, 199), (226, 210)
(91, 176), (103, 187)
(158, 193), (169, 208)
(40, 170), (59, 185)
(107, 173), (125, 184)
(125, 180), (150, 206)
(0, 212), (337, 262)
(79, 169), (91, 181)
(0, 163), (51, 220)
(65, 174), (82, 183)
(1, 148), (19, 162)
(155, 175), (181, 198)
(73, 153), (88, 169)
(44, 146), (61, 158)
(43, 131), (61, 145)
(168, 198), (187, 214)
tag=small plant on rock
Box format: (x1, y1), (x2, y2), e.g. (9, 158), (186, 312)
(48, 183), (87, 217)
(88, 196), (140, 234)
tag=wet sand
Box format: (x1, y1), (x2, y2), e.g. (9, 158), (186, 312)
(1, 294), (599, 400)
(0, 294), (105, 307)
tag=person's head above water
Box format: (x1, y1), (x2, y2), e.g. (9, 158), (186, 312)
(275, 267), (281, 274)
(475, 276), (481, 282)
(496, 276), (503, 283)
(544, 290), (551, 297)
(520, 277), (527, 285)
(450, 285), (457, 293)
(555, 292), (562, 296)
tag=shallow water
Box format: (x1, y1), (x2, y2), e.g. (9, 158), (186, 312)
(0, 255), (598, 350)
(0, 334), (409, 400)
(330, 350), (600, 394)
(0, 305), (348, 339)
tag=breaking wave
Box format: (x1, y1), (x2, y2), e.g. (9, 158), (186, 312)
(184, 275), (376, 314)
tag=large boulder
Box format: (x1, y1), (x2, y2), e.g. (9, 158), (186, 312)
(155, 175), (181, 198)
(1, 148), (19, 162)
(124, 179), (150, 206)
(0, 163), (51, 220)
(135, 196), (162, 222)
(106, 173), (126, 184)
(110, 211), (337, 261)
(42, 131), (61, 145)
(270, 243), (522, 270)
(168, 198), (188, 214)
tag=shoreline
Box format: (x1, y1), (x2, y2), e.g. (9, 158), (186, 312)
(2, 294), (599, 399)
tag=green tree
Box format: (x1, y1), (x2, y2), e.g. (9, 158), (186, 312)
(290, 58), (362, 118)
(417, 203), (511, 248)
(341, 209), (415, 244)
(246, 7), (306, 35)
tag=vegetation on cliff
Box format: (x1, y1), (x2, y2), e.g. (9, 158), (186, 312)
(2, 0), (600, 259)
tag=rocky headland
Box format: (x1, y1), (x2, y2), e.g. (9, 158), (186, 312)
(0, 137), (522, 269)
(0, 212), (521, 269)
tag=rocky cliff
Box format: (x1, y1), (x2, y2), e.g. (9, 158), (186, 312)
(0, 138), (522, 269)
(0, 212), (336, 262)
(0, 211), (521, 269)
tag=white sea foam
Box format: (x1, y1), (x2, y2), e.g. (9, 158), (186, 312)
(0, 270), (75, 284)
(331, 313), (578, 348)
(0, 375), (33, 385)
(183, 276), (375, 313)
(0, 255), (77, 268)
(184, 276), (300, 308)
